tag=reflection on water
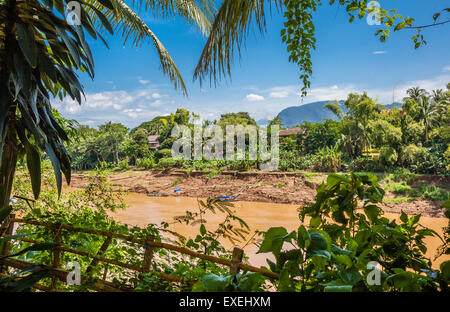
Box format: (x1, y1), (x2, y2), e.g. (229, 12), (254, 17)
(112, 193), (449, 268)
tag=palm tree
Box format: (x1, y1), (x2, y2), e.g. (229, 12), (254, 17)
(406, 86), (427, 102)
(417, 95), (437, 141)
(0, 0), (214, 213)
(431, 89), (444, 102)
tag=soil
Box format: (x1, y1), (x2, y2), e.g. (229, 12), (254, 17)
(68, 169), (450, 218)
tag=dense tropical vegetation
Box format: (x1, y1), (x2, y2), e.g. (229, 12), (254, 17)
(0, 0), (449, 293)
(64, 83), (450, 179)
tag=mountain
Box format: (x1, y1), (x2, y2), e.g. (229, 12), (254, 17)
(385, 102), (402, 110)
(277, 101), (402, 127)
(256, 119), (269, 126)
(277, 101), (344, 127)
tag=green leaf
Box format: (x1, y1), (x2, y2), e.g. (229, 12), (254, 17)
(55, 26), (81, 68)
(0, 233), (35, 243)
(2, 242), (58, 259)
(16, 23), (37, 68)
(25, 142), (41, 200)
(309, 216), (321, 228)
(331, 244), (352, 256)
(96, 0), (114, 10)
(45, 142), (62, 197)
(236, 272), (266, 291)
(400, 211), (408, 223)
(364, 204), (381, 223)
(92, 8), (114, 35)
(257, 227), (289, 255)
(308, 232), (330, 251)
(201, 274), (233, 292)
(297, 225), (310, 249)
(333, 254), (353, 268)
(200, 224), (206, 236)
(0, 206), (12, 224)
(324, 285), (353, 292)
(440, 260), (450, 282)
(9, 268), (49, 292)
(327, 174), (348, 189)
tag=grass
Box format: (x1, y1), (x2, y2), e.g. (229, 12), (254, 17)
(409, 185), (450, 201)
(384, 181), (412, 195)
(172, 177), (184, 186)
(384, 197), (413, 204)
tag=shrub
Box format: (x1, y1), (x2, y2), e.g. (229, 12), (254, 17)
(136, 157), (155, 170)
(380, 146), (398, 166)
(409, 185), (450, 201)
(156, 157), (180, 168)
(348, 157), (384, 172)
(251, 172), (450, 292)
(117, 157), (130, 170)
(401, 144), (431, 170)
(387, 167), (415, 185)
(157, 148), (173, 159)
(314, 146), (342, 172)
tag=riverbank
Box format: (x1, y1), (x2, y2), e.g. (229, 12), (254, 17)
(69, 168), (449, 218)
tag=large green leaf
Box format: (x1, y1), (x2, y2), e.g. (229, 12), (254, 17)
(45, 142), (62, 197)
(0, 233), (35, 243)
(16, 23), (37, 68)
(25, 142), (42, 200)
(0, 206), (13, 224)
(1, 242), (58, 259)
(201, 273), (233, 292)
(257, 227), (294, 256)
(9, 268), (50, 292)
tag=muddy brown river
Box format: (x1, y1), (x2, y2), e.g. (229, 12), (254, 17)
(111, 193), (449, 269)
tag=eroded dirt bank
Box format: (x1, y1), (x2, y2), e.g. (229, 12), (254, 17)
(69, 169), (449, 218)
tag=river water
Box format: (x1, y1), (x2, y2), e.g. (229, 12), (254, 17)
(111, 193), (448, 269)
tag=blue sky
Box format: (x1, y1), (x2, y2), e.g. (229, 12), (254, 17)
(54, 0), (450, 129)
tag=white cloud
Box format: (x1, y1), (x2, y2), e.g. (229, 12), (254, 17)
(269, 90), (290, 98)
(245, 93), (264, 101)
(54, 87), (176, 127)
(139, 79), (150, 85)
(443, 65), (450, 72)
(373, 51), (386, 55)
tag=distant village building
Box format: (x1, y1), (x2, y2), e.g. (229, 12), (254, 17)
(278, 128), (305, 137)
(148, 135), (161, 150)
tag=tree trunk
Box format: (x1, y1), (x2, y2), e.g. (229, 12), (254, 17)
(0, 0), (18, 210)
(0, 129), (18, 210)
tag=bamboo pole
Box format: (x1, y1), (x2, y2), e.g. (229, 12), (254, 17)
(11, 218), (280, 279)
(142, 235), (155, 273)
(9, 237), (192, 285)
(51, 224), (62, 290)
(230, 247), (243, 276)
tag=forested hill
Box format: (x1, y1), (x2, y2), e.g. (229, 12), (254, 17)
(277, 101), (402, 127)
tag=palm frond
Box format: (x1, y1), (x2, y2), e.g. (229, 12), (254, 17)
(84, 0), (216, 96)
(93, 0), (188, 95)
(134, 0), (215, 35)
(193, 0), (282, 86)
